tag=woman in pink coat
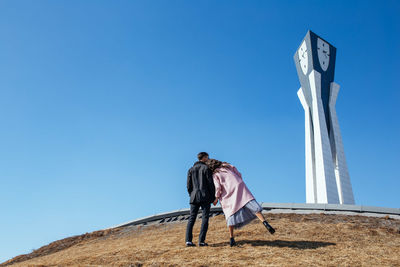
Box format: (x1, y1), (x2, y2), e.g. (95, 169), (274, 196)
(207, 159), (275, 247)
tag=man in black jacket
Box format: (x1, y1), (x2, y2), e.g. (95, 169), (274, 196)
(185, 152), (216, 247)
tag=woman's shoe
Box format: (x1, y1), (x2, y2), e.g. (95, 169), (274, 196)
(263, 221), (275, 234)
(230, 237), (237, 247)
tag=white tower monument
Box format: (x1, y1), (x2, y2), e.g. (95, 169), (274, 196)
(294, 31), (355, 204)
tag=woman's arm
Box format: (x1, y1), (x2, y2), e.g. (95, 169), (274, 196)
(213, 173), (222, 200)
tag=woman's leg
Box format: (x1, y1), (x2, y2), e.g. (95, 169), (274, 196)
(255, 211), (275, 234)
(255, 212), (265, 222)
(228, 226), (236, 246)
(229, 225), (234, 238)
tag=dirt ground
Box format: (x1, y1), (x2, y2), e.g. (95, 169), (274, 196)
(2, 213), (400, 266)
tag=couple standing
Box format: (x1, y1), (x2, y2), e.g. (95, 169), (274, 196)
(185, 152), (275, 247)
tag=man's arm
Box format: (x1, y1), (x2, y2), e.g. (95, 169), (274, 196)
(206, 168), (216, 200)
(187, 169), (193, 196)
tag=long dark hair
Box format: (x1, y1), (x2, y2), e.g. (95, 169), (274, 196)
(206, 159), (230, 173)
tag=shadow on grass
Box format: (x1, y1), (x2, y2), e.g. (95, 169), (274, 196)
(211, 239), (336, 249)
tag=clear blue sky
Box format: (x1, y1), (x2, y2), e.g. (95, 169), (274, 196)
(1, 0), (399, 262)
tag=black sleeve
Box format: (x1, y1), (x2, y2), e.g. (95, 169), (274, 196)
(187, 169), (193, 196)
(206, 168), (215, 199)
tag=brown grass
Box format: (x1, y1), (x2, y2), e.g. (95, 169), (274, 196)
(2, 213), (400, 266)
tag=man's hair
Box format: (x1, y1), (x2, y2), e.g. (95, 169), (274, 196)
(197, 152), (209, 161)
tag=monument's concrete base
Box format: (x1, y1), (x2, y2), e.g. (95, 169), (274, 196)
(107, 203), (400, 229)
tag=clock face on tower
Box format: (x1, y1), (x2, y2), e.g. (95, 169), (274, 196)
(317, 38), (330, 71)
(298, 40), (308, 75)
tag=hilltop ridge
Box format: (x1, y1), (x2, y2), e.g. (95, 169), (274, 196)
(2, 212), (400, 266)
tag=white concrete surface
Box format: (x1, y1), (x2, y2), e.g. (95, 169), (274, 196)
(298, 70), (355, 204)
(107, 203), (400, 229)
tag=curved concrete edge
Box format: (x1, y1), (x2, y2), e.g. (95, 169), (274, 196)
(108, 206), (223, 229)
(260, 203), (400, 214)
(106, 203), (400, 230)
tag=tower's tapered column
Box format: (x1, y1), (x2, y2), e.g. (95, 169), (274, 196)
(308, 70), (340, 204)
(294, 31), (355, 205)
(297, 88), (317, 203)
(329, 82), (355, 204)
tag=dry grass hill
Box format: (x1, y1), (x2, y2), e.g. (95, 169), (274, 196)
(1, 212), (399, 266)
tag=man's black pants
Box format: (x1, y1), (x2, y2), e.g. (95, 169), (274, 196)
(185, 202), (211, 243)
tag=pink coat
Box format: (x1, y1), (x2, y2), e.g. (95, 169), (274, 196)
(213, 164), (255, 219)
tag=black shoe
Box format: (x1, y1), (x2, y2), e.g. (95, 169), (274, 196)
(199, 242), (208, 247)
(263, 221), (275, 234)
(230, 237), (237, 247)
(186, 241), (196, 247)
